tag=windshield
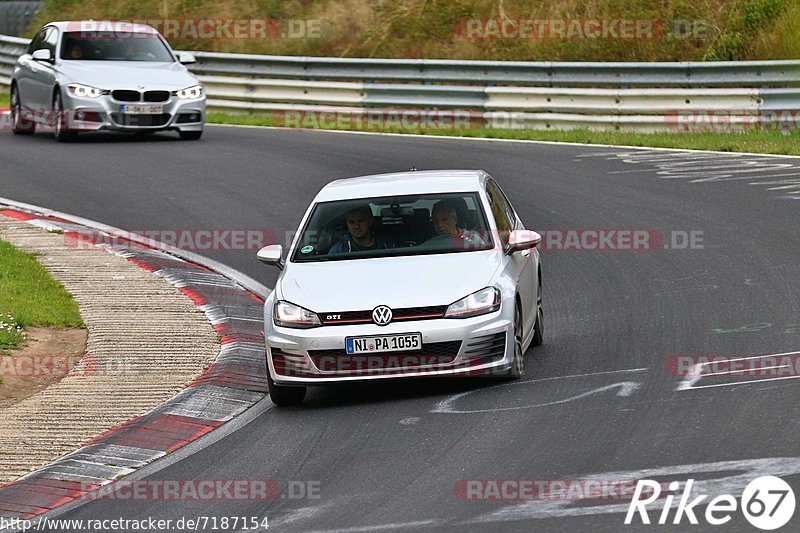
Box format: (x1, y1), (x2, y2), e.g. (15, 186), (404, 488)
(291, 192), (494, 263)
(60, 32), (174, 61)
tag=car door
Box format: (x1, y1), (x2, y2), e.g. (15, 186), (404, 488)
(14, 27), (47, 113)
(28, 27), (60, 120)
(486, 179), (537, 338)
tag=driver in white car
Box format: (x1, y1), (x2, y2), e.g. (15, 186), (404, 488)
(429, 200), (487, 249)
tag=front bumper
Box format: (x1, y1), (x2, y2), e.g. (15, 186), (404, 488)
(266, 300), (515, 385)
(62, 90), (205, 133)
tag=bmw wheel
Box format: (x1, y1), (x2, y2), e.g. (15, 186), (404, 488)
(53, 91), (77, 142)
(10, 85), (34, 135)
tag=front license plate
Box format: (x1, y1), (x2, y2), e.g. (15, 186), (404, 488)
(345, 333), (422, 354)
(120, 104), (164, 115)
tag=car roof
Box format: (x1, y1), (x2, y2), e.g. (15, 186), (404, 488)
(45, 21), (159, 34)
(314, 170), (490, 202)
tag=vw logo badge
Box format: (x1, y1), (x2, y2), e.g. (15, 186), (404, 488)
(372, 305), (393, 326)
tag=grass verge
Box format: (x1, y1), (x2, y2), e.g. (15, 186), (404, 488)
(0, 91), (8, 108)
(0, 239), (84, 353)
(207, 112), (800, 156)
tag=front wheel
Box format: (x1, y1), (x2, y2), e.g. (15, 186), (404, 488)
(267, 372), (306, 406)
(505, 302), (524, 379)
(53, 91), (77, 142)
(10, 85), (35, 134)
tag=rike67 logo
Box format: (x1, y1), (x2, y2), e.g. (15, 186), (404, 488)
(625, 476), (795, 530)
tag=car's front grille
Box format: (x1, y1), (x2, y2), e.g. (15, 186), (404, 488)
(144, 90), (170, 103)
(112, 90), (140, 102)
(463, 332), (506, 362)
(110, 113), (171, 127)
(307, 340), (462, 372)
(318, 305), (448, 326)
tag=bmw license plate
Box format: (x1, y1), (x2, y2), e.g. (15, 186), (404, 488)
(346, 333), (422, 354)
(120, 104), (164, 115)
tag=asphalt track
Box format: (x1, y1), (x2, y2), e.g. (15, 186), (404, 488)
(1, 126), (800, 532)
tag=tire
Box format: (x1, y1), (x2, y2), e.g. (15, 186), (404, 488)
(505, 302), (524, 379)
(179, 129), (203, 140)
(10, 85), (35, 135)
(532, 276), (544, 347)
(267, 372), (306, 406)
(52, 91), (77, 142)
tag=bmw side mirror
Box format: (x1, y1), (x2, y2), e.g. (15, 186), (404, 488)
(178, 52), (196, 65)
(31, 49), (53, 63)
(507, 230), (541, 254)
(257, 245), (284, 270)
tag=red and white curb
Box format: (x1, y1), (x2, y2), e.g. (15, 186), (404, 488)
(0, 201), (269, 522)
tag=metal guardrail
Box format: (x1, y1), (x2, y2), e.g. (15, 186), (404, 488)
(0, 1), (42, 37)
(2, 33), (799, 131)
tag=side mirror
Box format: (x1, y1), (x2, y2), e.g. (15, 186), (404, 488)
(178, 52), (196, 65)
(31, 49), (53, 62)
(257, 245), (284, 270)
(507, 230), (541, 254)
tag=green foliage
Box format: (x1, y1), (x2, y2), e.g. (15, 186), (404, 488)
(24, 0), (800, 60)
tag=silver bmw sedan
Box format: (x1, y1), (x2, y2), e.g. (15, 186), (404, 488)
(257, 170), (544, 405)
(10, 21), (205, 141)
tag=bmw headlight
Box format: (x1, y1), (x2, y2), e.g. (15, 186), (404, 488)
(273, 300), (322, 329)
(67, 84), (107, 98)
(444, 287), (501, 318)
(175, 85), (203, 99)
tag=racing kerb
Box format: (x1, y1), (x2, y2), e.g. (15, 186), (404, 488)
(2, 33), (800, 131)
(0, 199), (270, 522)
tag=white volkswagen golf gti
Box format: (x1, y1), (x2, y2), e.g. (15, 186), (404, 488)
(257, 170), (543, 405)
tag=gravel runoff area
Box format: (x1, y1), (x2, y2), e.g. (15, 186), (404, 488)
(0, 214), (219, 485)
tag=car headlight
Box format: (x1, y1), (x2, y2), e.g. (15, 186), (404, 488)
(273, 300), (322, 329)
(175, 85), (203, 99)
(67, 84), (107, 98)
(444, 287), (501, 318)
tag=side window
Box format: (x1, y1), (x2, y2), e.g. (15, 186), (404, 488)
(43, 28), (58, 56)
(486, 179), (515, 247)
(27, 29), (47, 54)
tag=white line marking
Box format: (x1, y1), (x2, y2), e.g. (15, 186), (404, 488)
(685, 375), (800, 389)
(701, 364), (791, 378)
(432, 368), (647, 414)
(206, 123), (800, 160)
(303, 520), (437, 533)
(675, 350), (800, 391)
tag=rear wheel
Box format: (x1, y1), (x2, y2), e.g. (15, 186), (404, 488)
(10, 85), (34, 134)
(267, 372), (306, 406)
(53, 91), (77, 142)
(532, 276), (544, 347)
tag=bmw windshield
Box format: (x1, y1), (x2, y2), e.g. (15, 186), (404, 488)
(60, 31), (174, 61)
(291, 192), (495, 262)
